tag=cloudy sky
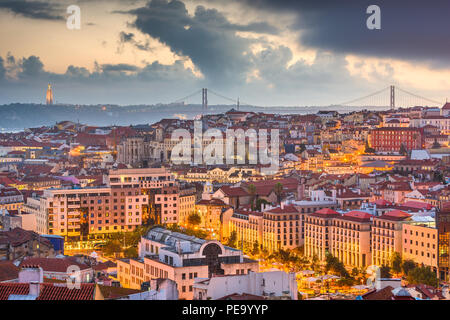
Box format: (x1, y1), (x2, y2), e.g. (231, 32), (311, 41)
(0, 0), (449, 106)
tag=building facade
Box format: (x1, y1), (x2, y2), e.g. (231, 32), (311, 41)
(118, 227), (259, 299)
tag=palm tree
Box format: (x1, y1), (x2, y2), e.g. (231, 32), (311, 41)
(273, 182), (284, 204)
(247, 184), (257, 210)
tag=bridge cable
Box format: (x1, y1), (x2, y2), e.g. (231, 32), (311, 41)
(336, 86), (390, 106)
(171, 89), (203, 104)
(395, 87), (443, 106)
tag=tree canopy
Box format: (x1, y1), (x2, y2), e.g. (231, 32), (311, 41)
(187, 212), (202, 226)
(406, 266), (439, 287)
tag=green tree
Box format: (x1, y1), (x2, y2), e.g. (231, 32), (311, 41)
(247, 184), (257, 210)
(391, 252), (402, 274)
(251, 241), (260, 256)
(433, 171), (445, 184)
(325, 253), (350, 278)
(337, 277), (355, 287)
(273, 182), (284, 204)
(123, 246), (138, 258)
(402, 260), (416, 276)
(380, 265), (392, 278)
(187, 213), (202, 227)
(298, 143), (306, 153)
(260, 248), (269, 260)
(399, 143), (408, 156)
(227, 231), (237, 248)
(432, 139), (441, 149)
(311, 254), (319, 272)
(364, 140), (375, 153)
(167, 224), (208, 239)
(255, 198), (270, 211)
(406, 266), (439, 287)
(103, 240), (122, 257)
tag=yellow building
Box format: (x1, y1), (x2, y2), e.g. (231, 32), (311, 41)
(402, 223), (438, 272)
(330, 211), (372, 268)
(229, 208), (263, 250)
(178, 187), (197, 226)
(372, 210), (411, 266)
(304, 208), (340, 261)
(195, 198), (229, 236)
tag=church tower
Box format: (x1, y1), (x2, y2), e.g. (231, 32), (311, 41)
(46, 84), (54, 105)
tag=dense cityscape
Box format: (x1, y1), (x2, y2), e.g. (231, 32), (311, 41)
(2, 0), (450, 313)
(1, 99), (450, 301)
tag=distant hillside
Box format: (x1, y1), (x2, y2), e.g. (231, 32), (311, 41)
(0, 103), (388, 130)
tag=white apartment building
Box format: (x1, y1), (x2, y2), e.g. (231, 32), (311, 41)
(118, 227), (259, 299)
(193, 271), (298, 300)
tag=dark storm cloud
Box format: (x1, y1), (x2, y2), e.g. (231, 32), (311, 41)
(232, 0), (450, 67)
(120, 0), (278, 86)
(20, 55), (45, 77)
(242, 46), (383, 105)
(101, 63), (139, 72)
(118, 31), (152, 51)
(0, 57), (5, 79)
(0, 0), (64, 20)
(119, 32), (135, 43)
(0, 52), (202, 104)
(1, 53), (199, 85)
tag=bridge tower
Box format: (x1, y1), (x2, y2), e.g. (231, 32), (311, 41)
(202, 88), (208, 111)
(390, 85), (395, 110)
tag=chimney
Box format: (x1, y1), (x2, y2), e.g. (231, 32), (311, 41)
(29, 281), (40, 297)
(280, 202), (285, 210)
(19, 266), (44, 284)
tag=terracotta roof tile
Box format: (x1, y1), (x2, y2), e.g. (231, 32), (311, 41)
(19, 257), (91, 273)
(0, 261), (19, 282)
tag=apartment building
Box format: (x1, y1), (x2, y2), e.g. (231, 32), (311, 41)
(118, 227), (259, 299)
(0, 187), (24, 211)
(262, 205), (302, 253)
(226, 196), (339, 254)
(437, 205), (450, 281)
(178, 187), (197, 226)
(108, 167), (175, 188)
(329, 211), (372, 268)
(229, 208), (263, 250)
(402, 223), (438, 271)
(39, 186), (148, 239)
(109, 167), (177, 225)
(372, 210), (412, 266)
(304, 208), (340, 261)
(369, 127), (424, 152)
(193, 271), (298, 300)
(149, 185), (179, 224)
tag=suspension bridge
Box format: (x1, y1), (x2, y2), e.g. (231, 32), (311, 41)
(169, 85), (445, 111)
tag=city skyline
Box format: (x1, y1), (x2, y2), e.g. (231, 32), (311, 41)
(1, 0), (450, 106)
